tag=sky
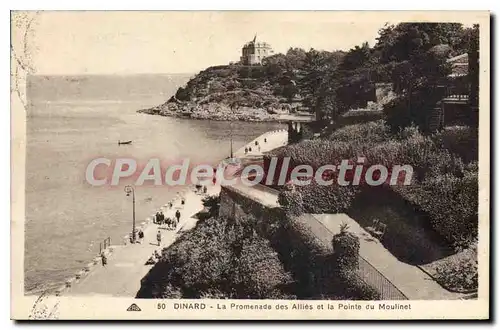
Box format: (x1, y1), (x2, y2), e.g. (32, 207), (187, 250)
(13, 11), (483, 75)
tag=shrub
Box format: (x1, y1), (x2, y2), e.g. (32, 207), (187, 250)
(175, 86), (191, 101)
(337, 272), (382, 300)
(299, 181), (360, 214)
(363, 126), (466, 182)
(432, 126), (478, 163)
(328, 120), (391, 145)
(278, 186), (304, 216)
(202, 195), (220, 218)
(234, 235), (296, 299)
(397, 130), (468, 181)
(138, 215), (293, 299)
(394, 170), (478, 249)
(331, 223), (360, 272)
(270, 139), (358, 169)
(433, 243), (478, 292)
(273, 121), (477, 251)
(335, 109), (385, 128)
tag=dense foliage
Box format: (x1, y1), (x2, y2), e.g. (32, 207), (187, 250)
(394, 167), (478, 249)
(137, 215), (294, 299)
(270, 214), (380, 300)
(434, 243), (478, 292)
(332, 223), (360, 272)
(274, 120), (478, 251)
(201, 195), (220, 219)
(376, 23), (479, 132)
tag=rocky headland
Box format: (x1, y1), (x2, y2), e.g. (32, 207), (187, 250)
(138, 63), (308, 122)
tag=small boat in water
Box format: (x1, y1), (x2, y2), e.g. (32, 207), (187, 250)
(118, 140), (132, 145)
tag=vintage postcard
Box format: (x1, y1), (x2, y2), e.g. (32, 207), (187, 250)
(11, 11), (490, 320)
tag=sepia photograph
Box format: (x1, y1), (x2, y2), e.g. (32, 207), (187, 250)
(10, 10), (490, 320)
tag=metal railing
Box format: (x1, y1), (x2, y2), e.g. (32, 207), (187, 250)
(99, 237), (111, 254)
(444, 84), (469, 101)
(310, 215), (408, 300)
(229, 183), (408, 299)
(357, 255), (408, 300)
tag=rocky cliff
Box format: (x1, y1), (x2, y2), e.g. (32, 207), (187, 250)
(138, 64), (305, 121)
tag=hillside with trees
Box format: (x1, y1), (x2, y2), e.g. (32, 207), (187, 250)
(139, 23), (477, 126)
(138, 48), (346, 121)
(273, 23), (480, 293)
(137, 22), (480, 298)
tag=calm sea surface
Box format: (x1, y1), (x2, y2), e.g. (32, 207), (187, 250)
(25, 74), (285, 293)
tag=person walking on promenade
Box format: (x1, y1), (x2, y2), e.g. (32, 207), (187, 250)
(138, 229), (144, 244)
(202, 185), (207, 194)
(264, 138), (267, 143)
(159, 211), (165, 225)
(156, 230), (162, 246)
(168, 201), (173, 209)
(212, 168), (217, 185)
(175, 209), (181, 224)
(181, 197), (185, 206)
(101, 252), (107, 267)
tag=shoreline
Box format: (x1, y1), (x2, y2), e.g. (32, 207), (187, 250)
(137, 103), (315, 123)
(30, 129), (288, 297)
(47, 184), (213, 297)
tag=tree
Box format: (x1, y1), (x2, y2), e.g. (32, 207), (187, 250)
(338, 42), (371, 71)
(374, 23), (460, 131)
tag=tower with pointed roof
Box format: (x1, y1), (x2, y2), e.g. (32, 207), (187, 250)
(240, 35), (273, 65)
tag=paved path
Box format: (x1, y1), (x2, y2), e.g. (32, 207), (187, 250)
(225, 183), (280, 208)
(226, 177), (463, 300)
(311, 213), (464, 300)
(65, 129), (286, 297)
(66, 185), (220, 297)
(234, 129), (287, 158)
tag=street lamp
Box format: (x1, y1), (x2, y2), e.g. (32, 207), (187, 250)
(124, 185), (136, 243)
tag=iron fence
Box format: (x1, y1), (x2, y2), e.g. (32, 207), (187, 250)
(99, 237), (111, 254)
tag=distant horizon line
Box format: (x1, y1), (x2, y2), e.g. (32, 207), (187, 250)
(29, 72), (197, 77)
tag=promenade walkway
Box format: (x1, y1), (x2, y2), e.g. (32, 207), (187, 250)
(309, 213), (463, 300)
(66, 185), (220, 297)
(225, 179), (462, 300)
(234, 129), (288, 158)
(64, 129), (287, 297)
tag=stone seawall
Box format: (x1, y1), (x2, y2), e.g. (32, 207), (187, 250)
(52, 186), (205, 297)
(52, 128), (288, 297)
(218, 184), (465, 300)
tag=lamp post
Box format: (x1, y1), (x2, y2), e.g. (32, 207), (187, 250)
(230, 120), (234, 159)
(124, 185), (136, 243)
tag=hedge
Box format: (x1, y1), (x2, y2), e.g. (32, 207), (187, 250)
(273, 121), (478, 249)
(137, 215), (294, 299)
(299, 182), (360, 214)
(432, 126), (478, 163)
(393, 169), (478, 249)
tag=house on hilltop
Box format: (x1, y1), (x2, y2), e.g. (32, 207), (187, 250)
(240, 35), (274, 65)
